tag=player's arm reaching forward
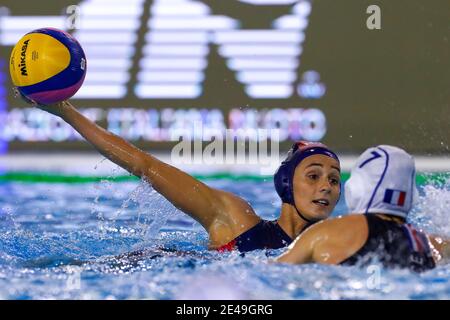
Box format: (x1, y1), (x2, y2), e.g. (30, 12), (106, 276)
(29, 100), (261, 247)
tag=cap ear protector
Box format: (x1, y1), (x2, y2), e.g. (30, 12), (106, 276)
(274, 141), (341, 221)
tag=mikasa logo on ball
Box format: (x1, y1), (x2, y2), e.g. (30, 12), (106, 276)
(80, 58), (86, 71)
(20, 39), (30, 76)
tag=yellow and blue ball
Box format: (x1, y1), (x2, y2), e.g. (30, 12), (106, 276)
(9, 28), (86, 105)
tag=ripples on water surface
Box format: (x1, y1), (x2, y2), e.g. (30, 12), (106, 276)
(0, 175), (449, 299)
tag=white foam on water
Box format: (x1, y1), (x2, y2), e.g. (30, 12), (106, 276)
(410, 176), (450, 236)
(174, 273), (250, 300)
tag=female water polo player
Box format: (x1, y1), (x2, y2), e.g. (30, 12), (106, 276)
(18, 97), (341, 252)
(276, 145), (449, 272)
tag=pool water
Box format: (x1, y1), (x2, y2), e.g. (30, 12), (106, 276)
(0, 175), (449, 299)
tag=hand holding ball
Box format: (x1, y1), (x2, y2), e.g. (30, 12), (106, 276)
(9, 28), (86, 105)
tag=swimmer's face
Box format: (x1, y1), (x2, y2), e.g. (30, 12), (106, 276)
(292, 155), (341, 221)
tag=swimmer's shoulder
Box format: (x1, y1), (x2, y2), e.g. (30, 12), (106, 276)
(208, 189), (261, 248)
(212, 190), (261, 231)
(304, 214), (369, 264)
(307, 214), (368, 235)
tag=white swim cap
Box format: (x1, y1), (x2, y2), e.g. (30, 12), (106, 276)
(345, 145), (418, 219)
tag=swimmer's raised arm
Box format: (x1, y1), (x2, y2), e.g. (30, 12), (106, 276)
(33, 100), (259, 238)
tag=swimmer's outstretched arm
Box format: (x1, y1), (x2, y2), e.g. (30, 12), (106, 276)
(275, 234), (313, 265)
(34, 100), (259, 237)
(275, 223), (320, 264)
(275, 216), (365, 265)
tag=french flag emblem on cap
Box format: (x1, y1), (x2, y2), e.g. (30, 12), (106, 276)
(383, 189), (406, 206)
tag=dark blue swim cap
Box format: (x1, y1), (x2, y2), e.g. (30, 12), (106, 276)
(274, 141), (340, 209)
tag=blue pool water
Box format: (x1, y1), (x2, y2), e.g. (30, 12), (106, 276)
(0, 175), (449, 299)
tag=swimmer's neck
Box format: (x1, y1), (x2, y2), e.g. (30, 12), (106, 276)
(277, 203), (311, 239)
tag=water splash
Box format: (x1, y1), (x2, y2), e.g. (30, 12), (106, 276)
(410, 174), (450, 236)
(0, 206), (18, 230)
(0, 178), (449, 299)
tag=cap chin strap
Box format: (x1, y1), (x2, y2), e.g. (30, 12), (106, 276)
(292, 204), (319, 225)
